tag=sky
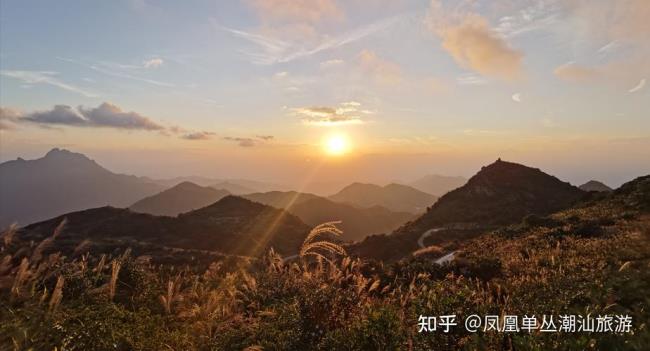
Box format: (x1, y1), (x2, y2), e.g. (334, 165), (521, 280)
(0, 0), (649, 188)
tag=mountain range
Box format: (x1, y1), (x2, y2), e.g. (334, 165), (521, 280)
(328, 183), (437, 214)
(350, 159), (587, 260)
(243, 191), (414, 241)
(130, 182), (230, 216)
(18, 195), (309, 263)
(579, 180), (613, 192)
(0, 148), (164, 228)
(407, 174), (467, 196)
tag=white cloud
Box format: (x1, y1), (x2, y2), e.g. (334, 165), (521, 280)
(143, 58), (164, 68)
(220, 14), (404, 65)
(628, 78), (646, 93)
(511, 93), (522, 103)
(320, 59), (344, 68)
(292, 101), (370, 126)
(456, 73), (488, 86)
(0, 70), (99, 98)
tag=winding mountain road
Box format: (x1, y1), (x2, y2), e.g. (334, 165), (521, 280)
(417, 227), (456, 265)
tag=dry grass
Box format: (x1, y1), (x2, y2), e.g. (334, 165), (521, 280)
(299, 221), (347, 261)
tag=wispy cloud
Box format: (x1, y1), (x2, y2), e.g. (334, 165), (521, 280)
(223, 134), (274, 147)
(292, 101), (370, 126)
(57, 57), (174, 87)
(181, 131), (216, 140)
(495, 1), (561, 38)
(553, 62), (599, 82)
(143, 58), (164, 68)
(220, 14), (405, 65)
(456, 73), (488, 86)
(0, 70), (99, 98)
(628, 78), (646, 93)
(358, 50), (402, 86)
(247, 0), (343, 24)
(320, 59), (344, 68)
(511, 93), (522, 103)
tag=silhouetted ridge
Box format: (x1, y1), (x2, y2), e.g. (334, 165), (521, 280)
(0, 148), (164, 228)
(20, 195), (310, 260)
(349, 160), (586, 261)
(579, 180), (613, 192)
(329, 182), (437, 213)
(130, 181), (230, 216)
(409, 159), (584, 228)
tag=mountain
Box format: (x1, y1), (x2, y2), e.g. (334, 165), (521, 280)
(328, 183), (437, 214)
(210, 181), (256, 195)
(579, 180), (613, 192)
(18, 195), (310, 262)
(155, 176), (221, 187)
(0, 148), (164, 229)
(349, 159), (586, 261)
(407, 175), (467, 196)
(244, 191), (415, 242)
(243, 191), (322, 209)
(290, 198), (415, 242)
(130, 182), (230, 216)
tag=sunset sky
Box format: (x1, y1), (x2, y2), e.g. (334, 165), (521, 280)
(1, 0), (648, 187)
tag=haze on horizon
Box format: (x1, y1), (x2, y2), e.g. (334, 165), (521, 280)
(1, 0), (649, 188)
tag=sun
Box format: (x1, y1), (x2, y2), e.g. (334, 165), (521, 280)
(324, 134), (350, 156)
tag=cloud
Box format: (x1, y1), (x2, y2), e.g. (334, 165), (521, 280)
(320, 59), (344, 68)
(358, 50), (402, 85)
(220, 14), (403, 64)
(628, 78), (646, 93)
(553, 62), (599, 82)
(248, 0), (343, 24)
(57, 57), (174, 87)
(256, 135), (274, 140)
(0, 70), (99, 98)
(181, 131), (216, 140)
(143, 58), (164, 68)
(223, 137), (256, 147)
(427, 1), (523, 81)
(15, 102), (165, 131)
(495, 1), (561, 38)
(511, 93), (522, 103)
(456, 73), (488, 86)
(292, 101), (369, 126)
(0, 107), (23, 130)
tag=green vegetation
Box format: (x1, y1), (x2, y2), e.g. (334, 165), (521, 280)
(1, 177), (649, 350)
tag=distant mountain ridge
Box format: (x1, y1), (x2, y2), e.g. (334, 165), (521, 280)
(350, 159), (586, 261)
(244, 191), (414, 241)
(579, 180), (613, 192)
(403, 159), (585, 229)
(328, 183), (437, 214)
(407, 174), (467, 196)
(130, 182), (230, 216)
(0, 148), (164, 228)
(20, 195), (310, 260)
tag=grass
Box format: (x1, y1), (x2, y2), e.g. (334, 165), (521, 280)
(0, 187), (649, 350)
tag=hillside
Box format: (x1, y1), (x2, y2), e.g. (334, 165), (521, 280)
(243, 191), (322, 209)
(579, 180), (613, 192)
(130, 182), (230, 216)
(210, 181), (255, 195)
(244, 191), (415, 242)
(350, 159), (586, 260)
(17, 195), (310, 262)
(2, 174), (648, 350)
(407, 174), (467, 196)
(0, 148), (164, 228)
(329, 183), (437, 214)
